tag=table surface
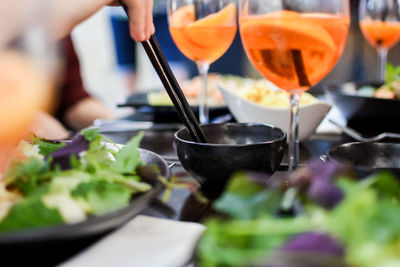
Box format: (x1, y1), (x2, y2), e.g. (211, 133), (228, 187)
(103, 129), (350, 223)
(2, 128), (352, 266)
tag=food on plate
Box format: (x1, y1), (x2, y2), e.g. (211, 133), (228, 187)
(148, 74), (319, 108)
(358, 63), (400, 99)
(0, 129), (162, 232)
(228, 78), (318, 108)
(147, 74), (231, 107)
(197, 161), (400, 267)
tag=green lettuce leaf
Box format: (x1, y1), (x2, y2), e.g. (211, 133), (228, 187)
(0, 196), (63, 232)
(213, 172), (282, 220)
(81, 128), (101, 142)
(112, 131), (144, 174)
(31, 136), (66, 156)
(4, 157), (53, 195)
(72, 180), (131, 215)
(385, 63), (400, 84)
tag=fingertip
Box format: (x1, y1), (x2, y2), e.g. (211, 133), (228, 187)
(130, 27), (146, 42)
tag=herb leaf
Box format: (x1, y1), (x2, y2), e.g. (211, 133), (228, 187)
(31, 137), (66, 156)
(112, 131), (144, 174)
(72, 180), (131, 215)
(0, 196), (63, 232)
(213, 172), (282, 219)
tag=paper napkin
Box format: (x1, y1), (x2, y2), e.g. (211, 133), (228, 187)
(60, 215), (206, 267)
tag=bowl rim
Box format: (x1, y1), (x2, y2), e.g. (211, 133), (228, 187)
(326, 141), (400, 170)
(218, 84), (332, 111)
(174, 122), (287, 147)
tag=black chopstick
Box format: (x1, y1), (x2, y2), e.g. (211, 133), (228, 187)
(119, 5), (207, 143)
(141, 36), (207, 143)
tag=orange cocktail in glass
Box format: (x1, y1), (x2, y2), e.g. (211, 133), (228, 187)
(240, 11), (349, 92)
(168, 1), (237, 123)
(239, 1), (350, 171)
(359, 0), (400, 82)
(360, 21), (400, 49)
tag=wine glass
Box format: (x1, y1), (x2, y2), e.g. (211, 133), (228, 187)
(239, 0), (350, 171)
(168, 0), (237, 124)
(0, 0), (55, 171)
(359, 0), (400, 82)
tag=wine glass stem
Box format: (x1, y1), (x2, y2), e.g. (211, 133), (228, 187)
(378, 48), (388, 83)
(197, 62), (210, 124)
(288, 92), (301, 172)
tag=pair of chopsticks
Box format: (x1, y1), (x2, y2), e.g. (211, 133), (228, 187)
(119, 4), (207, 143)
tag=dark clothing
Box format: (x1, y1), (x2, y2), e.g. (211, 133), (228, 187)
(56, 36), (90, 126)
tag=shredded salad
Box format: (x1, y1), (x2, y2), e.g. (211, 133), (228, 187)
(0, 129), (162, 232)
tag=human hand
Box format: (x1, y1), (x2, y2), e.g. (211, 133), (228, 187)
(29, 111), (70, 140)
(49, 0), (154, 42)
(116, 0), (155, 42)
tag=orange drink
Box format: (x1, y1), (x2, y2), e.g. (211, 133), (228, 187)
(169, 3), (237, 64)
(238, 0), (349, 172)
(168, 1), (237, 123)
(359, 0), (400, 82)
(360, 20), (400, 50)
(240, 11), (349, 91)
(0, 51), (49, 173)
(170, 26), (236, 63)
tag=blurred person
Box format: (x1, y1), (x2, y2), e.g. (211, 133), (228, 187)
(0, 0), (155, 171)
(29, 35), (116, 140)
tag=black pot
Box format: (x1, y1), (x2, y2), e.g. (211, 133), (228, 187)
(326, 142), (400, 178)
(174, 123), (286, 194)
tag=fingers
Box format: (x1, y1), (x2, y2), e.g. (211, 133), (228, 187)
(146, 0), (155, 37)
(125, 0), (154, 42)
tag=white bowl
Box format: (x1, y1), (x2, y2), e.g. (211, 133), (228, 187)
(219, 86), (331, 141)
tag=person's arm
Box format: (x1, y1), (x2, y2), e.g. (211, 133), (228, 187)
(56, 36), (115, 131)
(49, 0), (154, 41)
(64, 98), (115, 130)
(29, 111), (70, 140)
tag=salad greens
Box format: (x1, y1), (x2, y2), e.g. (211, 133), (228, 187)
(385, 63), (400, 85)
(0, 129), (156, 232)
(197, 162), (400, 267)
(360, 63), (400, 99)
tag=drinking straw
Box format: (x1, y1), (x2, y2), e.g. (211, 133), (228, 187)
(119, 5), (207, 143)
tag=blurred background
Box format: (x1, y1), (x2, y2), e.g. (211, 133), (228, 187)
(71, 0), (400, 116)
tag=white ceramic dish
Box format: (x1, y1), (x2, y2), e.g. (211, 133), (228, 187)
(219, 86), (331, 141)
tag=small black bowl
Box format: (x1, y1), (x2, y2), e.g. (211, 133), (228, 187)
(174, 123), (286, 193)
(326, 142), (400, 178)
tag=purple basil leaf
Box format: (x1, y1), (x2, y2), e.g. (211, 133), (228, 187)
(281, 232), (345, 257)
(308, 159), (342, 181)
(308, 179), (344, 209)
(49, 135), (89, 170)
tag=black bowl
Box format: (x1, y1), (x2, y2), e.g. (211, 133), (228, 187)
(322, 81), (400, 132)
(174, 123), (286, 193)
(326, 142), (400, 178)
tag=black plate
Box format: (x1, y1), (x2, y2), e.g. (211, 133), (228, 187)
(326, 142), (400, 178)
(322, 81), (400, 132)
(0, 148), (170, 247)
(118, 91), (230, 123)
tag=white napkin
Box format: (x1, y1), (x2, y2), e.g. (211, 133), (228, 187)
(60, 215), (206, 267)
(315, 106), (345, 134)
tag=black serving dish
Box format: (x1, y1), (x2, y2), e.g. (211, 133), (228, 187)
(0, 148), (170, 265)
(326, 142), (400, 178)
(119, 91), (230, 123)
(322, 81), (400, 133)
(174, 123), (286, 194)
